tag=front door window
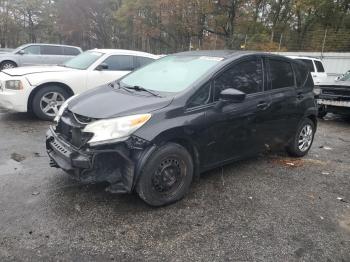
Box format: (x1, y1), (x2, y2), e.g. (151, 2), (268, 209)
(214, 58), (263, 99)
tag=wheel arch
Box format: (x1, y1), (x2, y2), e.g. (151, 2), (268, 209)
(164, 137), (201, 178)
(0, 60), (18, 67)
(303, 108), (318, 132)
(27, 82), (74, 112)
(133, 132), (201, 190)
(307, 114), (317, 128)
(153, 129), (201, 178)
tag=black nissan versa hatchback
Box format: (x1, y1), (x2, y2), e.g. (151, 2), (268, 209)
(46, 51), (317, 206)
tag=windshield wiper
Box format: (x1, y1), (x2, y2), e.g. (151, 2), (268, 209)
(109, 81), (134, 94)
(125, 85), (162, 97)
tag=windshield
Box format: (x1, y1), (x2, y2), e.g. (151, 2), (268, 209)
(339, 71), (350, 81)
(12, 44), (28, 54)
(63, 51), (103, 70)
(121, 55), (223, 93)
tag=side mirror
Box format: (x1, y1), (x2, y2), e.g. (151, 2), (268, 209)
(219, 88), (246, 103)
(18, 50), (25, 55)
(96, 63), (109, 71)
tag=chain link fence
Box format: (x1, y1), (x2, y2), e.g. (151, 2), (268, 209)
(198, 29), (350, 54)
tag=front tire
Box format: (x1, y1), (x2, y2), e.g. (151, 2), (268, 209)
(136, 143), (194, 207)
(287, 118), (315, 157)
(0, 61), (17, 70)
(32, 85), (70, 121)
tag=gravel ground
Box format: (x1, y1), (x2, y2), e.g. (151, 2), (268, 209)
(0, 109), (349, 262)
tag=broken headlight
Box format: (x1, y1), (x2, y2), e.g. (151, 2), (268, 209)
(83, 114), (152, 146)
(54, 95), (78, 123)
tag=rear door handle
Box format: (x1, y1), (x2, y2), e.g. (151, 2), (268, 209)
(257, 102), (270, 110)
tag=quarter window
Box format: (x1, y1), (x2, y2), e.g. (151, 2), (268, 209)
(315, 60), (325, 72)
(188, 82), (211, 108)
(269, 59), (295, 89)
(214, 58), (263, 100)
(102, 55), (134, 71)
(21, 45), (40, 55)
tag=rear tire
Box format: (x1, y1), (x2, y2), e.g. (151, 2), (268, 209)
(136, 143), (194, 207)
(0, 61), (17, 70)
(32, 85), (70, 121)
(287, 118), (315, 157)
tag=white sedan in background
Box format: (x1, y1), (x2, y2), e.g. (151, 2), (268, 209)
(0, 49), (158, 120)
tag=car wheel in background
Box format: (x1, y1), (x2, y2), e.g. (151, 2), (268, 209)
(136, 143), (194, 207)
(287, 118), (315, 157)
(32, 85), (70, 121)
(0, 61), (17, 70)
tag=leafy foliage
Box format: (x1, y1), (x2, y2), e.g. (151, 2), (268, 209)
(0, 0), (349, 52)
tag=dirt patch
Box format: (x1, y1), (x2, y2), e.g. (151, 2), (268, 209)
(269, 157), (328, 168)
(10, 153), (26, 162)
(339, 213), (350, 233)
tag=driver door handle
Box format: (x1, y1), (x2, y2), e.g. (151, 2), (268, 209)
(257, 102), (270, 111)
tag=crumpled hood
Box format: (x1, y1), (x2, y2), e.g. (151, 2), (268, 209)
(2, 65), (75, 77)
(68, 85), (174, 119)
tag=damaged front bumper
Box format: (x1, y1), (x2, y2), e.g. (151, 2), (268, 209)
(317, 99), (350, 108)
(46, 126), (136, 194)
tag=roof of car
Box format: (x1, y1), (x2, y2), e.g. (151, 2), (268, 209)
(174, 50), (296, 62)
(91, 49), (159, 59)
(287, 55), (322, 62)
(175, 50), (255, 59)
(24, 43), (81, 49)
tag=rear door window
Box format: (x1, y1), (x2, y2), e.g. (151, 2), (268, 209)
(63, 47), (80, 56)
(314, 60), (325, 72)
(293, 62), (309, 88)
(297, 59), (315, 72)
(41, 45), (63, 56)
(102, 55), (135, 71)
(268, 59), (295, 89)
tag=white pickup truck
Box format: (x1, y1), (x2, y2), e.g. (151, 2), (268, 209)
(288, 56), (328, 85)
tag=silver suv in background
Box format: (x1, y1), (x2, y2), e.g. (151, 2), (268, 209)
(0, 43), (82, 70)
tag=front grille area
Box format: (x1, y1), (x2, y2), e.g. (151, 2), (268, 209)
(55, 110), (94, 148)
(50, 139), (70, 157)
(321, 86), (350, 100)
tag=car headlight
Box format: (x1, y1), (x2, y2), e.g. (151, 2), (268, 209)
(54, 95), (78, 123)
(313, 87), (321, 95)
(83, 114), (152, 146)
(5, 80), (23, 90)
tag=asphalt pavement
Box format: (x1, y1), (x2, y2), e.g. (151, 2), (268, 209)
(0, 109), (349, 262)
